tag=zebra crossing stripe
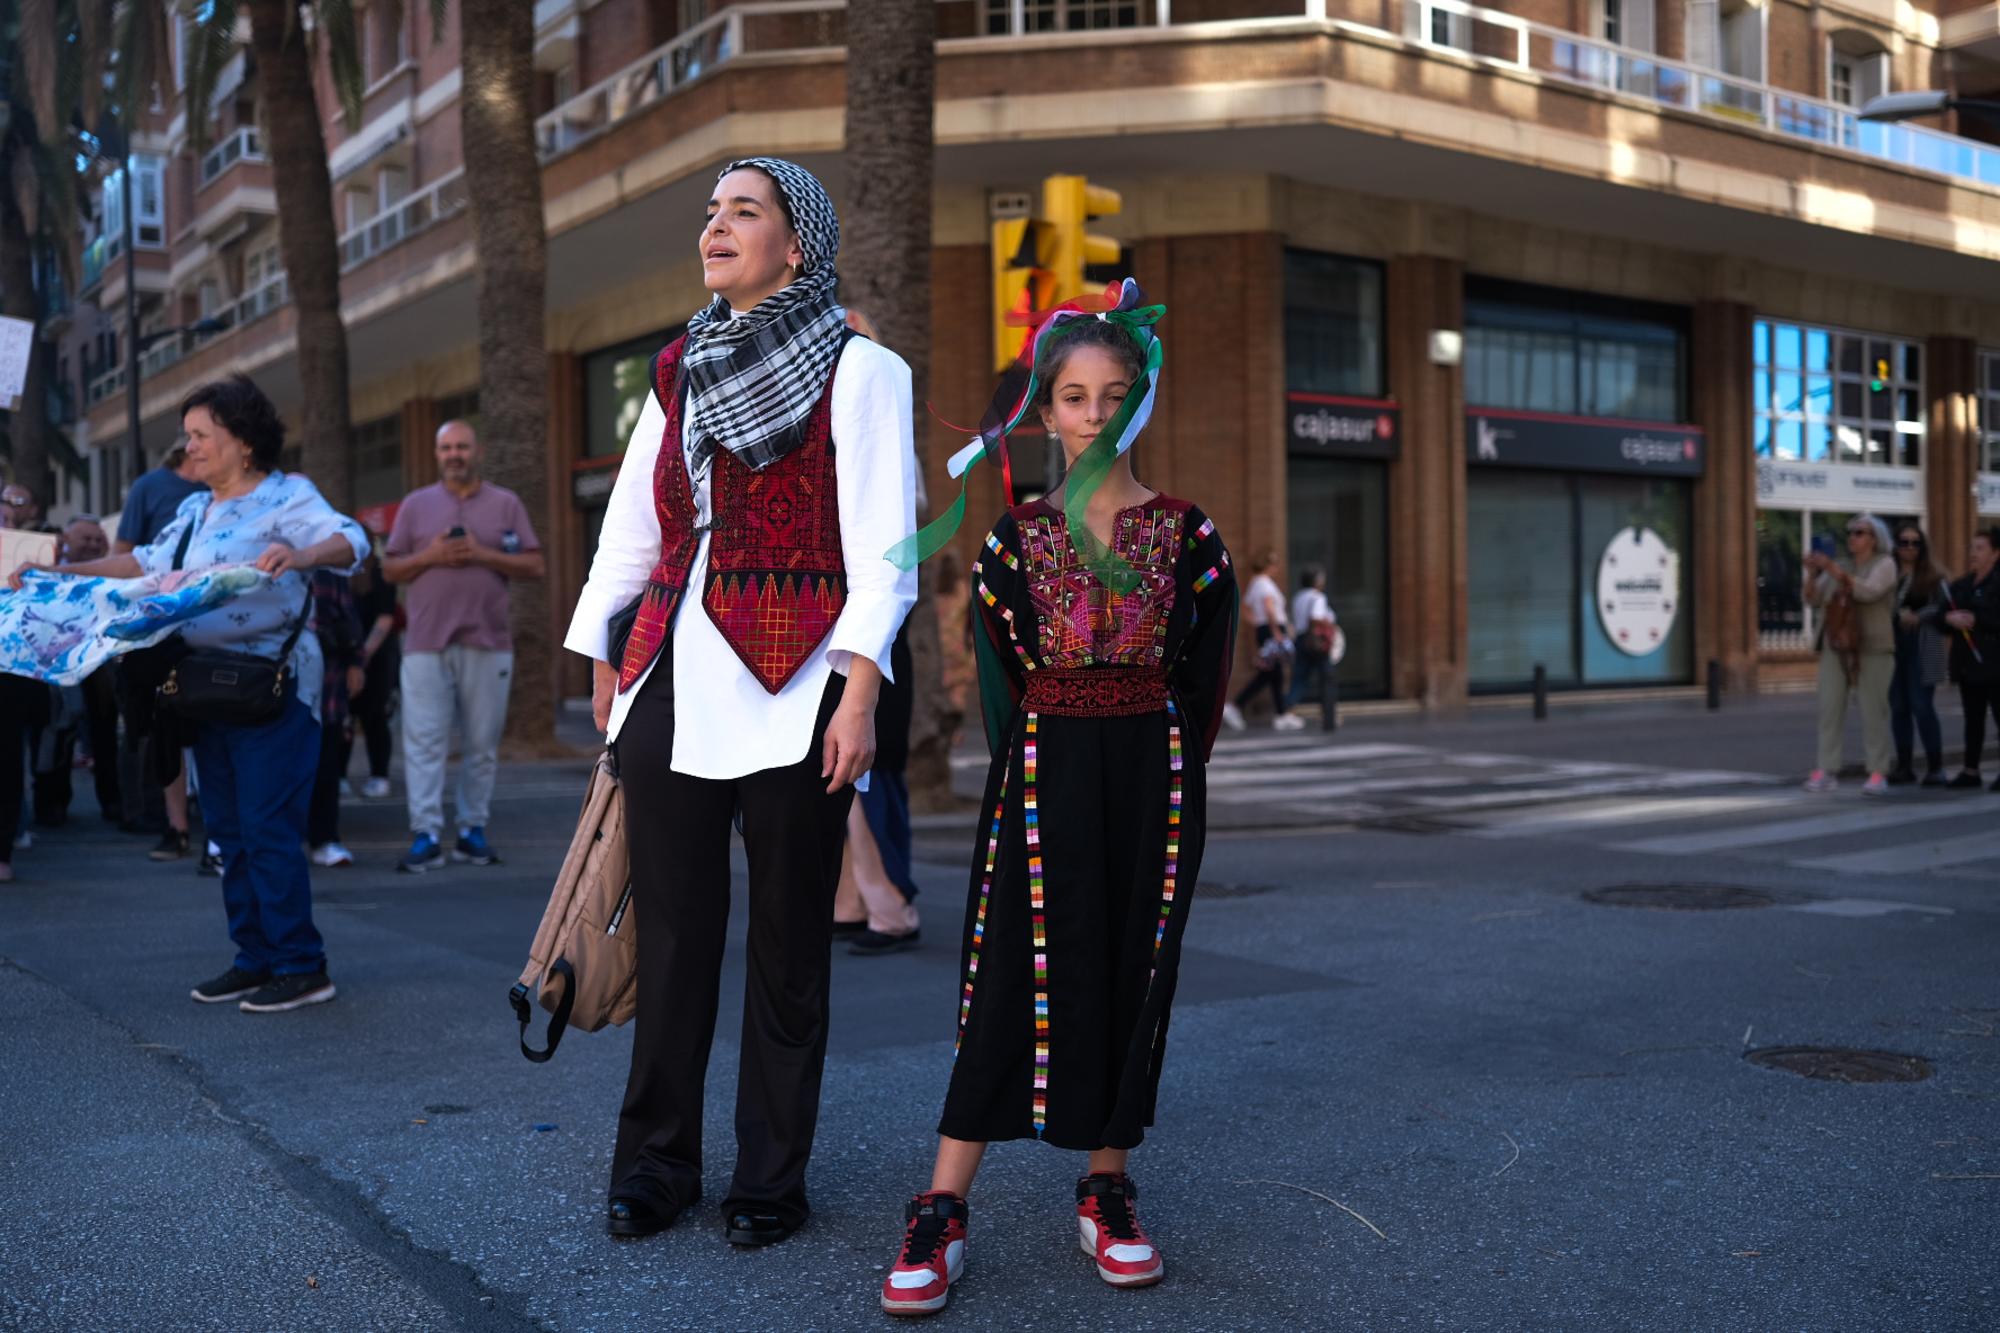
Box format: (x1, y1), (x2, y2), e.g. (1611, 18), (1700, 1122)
(1794, 828), (2000, 874)
(1608, 800), (1972, 856)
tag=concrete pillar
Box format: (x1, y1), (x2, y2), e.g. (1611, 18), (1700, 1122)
(1925, 335), (1979, 569)
(1691, 300), (1759, 692)
(1386, 253), (1467, 708)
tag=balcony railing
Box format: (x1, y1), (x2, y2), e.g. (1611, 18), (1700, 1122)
(1406, 0), (2000, 187)
(86, 364), (126, 407)
(531, 0), (2000, 193)
(199, 126), (265, 186)
(337, 170), (469, 271)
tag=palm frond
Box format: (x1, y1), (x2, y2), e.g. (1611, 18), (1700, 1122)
(17, 0), (59, 145)
(183, 0), (240, 152)
(428, 0), (446, 45)
(315, 0), (364, 127)
(10, 140), (40, 240)
(111, 0), (159, 123)
(75, 0), (108, 129)
(27, 136), (78, 285)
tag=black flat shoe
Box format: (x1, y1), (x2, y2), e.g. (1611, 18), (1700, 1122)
(607, 1196), (680, 1239)
(1948, 771), (1984, 789)
(724, 1210), (798, 1246)
(1922, 769), (1949, 788)
(831, 917), (869, 936)
(848, 928), (920, 956)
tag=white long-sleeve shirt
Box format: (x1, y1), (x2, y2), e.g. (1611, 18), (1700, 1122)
(564, 334), (918, 778)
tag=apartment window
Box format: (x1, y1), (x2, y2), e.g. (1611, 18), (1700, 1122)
(245, 240), (281, 291)
(1827, 38), (1888, 110)
(1428, 8), (1471, 50)
(371, 0), (408, 80)
(102, 157), (169, 249)
(1600, 0), (1653, 50)
(1752, 320), (1923, 468)
(1283, 251), (1385, 398)
(198, 279), (221, 317)
(983, 0), (1140, 33)
(1465, 282), (1686, 422)
(552, 64), (578, 106)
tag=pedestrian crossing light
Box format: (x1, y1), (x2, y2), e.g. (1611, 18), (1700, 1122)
(1870, 357), (1890, 392)
(1041, 174), (1123, 307)
(991, 215), (1055, 372)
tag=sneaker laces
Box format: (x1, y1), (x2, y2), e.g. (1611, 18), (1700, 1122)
(1087, 1180), (1142, 1242)
(899, 1211), (950, 1266)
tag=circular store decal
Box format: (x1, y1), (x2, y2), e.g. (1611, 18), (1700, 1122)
(1597, 527), (1680, 657)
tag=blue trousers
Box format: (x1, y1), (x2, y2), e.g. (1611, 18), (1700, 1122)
(192, 698), (325, 976)
(1889, 636), (1942, 772)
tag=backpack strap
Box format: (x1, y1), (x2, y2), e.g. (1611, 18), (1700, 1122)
(510, 959), (574, 1063)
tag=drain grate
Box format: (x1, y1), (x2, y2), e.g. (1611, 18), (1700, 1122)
(1582, 883), (1776, 911)
(1744, 1046), (1932, 1084)
(1197, 881), (1277, 899)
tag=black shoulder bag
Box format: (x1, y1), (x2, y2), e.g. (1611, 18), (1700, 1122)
(158, 527), (315, 729)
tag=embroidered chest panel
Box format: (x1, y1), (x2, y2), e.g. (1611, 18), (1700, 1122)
(1015, 505), (1182, 668)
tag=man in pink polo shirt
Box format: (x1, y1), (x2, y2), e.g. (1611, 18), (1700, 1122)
(382, 420), (545, 872)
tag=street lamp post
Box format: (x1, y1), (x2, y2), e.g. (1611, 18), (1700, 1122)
(1858, 90), (2000, 125)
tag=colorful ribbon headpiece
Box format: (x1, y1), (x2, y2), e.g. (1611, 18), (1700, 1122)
(887, 277), (1165, 592)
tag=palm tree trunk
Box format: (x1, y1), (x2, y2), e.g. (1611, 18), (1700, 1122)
(458, 0), (556, 753)
(0, 156), (51, 502)
(844, 0), (960, 808)
(247, 0), (352, 510)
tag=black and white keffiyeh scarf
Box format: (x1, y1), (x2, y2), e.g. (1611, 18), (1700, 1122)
(682, 156), (847, 479)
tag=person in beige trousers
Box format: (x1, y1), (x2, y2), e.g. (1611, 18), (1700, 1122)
(1804, 513), (1897, 794)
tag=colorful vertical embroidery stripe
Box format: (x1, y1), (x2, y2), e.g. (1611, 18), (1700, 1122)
(1192, 566), (1221, 594)
(955, 773), (1010, 1058)
(1024, 712), (1050, 1136)
(985, 531), (1020, 570)
(1152, 703), (1184, 975)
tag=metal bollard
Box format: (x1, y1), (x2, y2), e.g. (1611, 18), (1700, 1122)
(1707, 658), (1722, 711)
(1532, 663), (1548, 720)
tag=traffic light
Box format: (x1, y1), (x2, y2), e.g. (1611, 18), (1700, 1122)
(1870, 357), (1890, 392)
(1040, 174), (1122, 305)
(991, 215), (1055, 372)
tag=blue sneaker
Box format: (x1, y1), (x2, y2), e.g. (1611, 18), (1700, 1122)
(397, 832), (444, 874)
(452, 827), (499, 866)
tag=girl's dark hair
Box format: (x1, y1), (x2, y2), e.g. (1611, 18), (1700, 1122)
(1031, 319), (1146, 412)
(1896, 523), (1947, 605)
(180, 374), (286, 471)
(1298, 566), (1326, 590)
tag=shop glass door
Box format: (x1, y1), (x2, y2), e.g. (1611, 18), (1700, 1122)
(1286, 457), (1388, 697)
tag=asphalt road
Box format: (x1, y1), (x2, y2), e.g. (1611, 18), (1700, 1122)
(2, 697), (1994, 1331)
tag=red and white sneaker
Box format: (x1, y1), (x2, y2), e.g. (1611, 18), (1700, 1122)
(1076, 1172), (1165, 1287)
(880, 1190), (969, 1317)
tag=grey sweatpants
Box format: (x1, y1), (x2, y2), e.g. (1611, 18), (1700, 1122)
(400, 645), (513, 838)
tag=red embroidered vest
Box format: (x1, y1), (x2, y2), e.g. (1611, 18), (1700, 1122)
(616, 334), (848, 695)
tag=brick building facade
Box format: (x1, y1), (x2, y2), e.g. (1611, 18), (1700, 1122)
(37, 0), (2000, 706)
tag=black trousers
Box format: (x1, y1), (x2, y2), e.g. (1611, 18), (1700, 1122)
(610, 655), (852, 1228)
(31, 669), (122, 824)
(0, 673), (48, 862)
(346, 641), (398, 780)
(1233, 624), (1288, 715)
(1960, 681), (2000, 769)
(307, 719), (347, 847)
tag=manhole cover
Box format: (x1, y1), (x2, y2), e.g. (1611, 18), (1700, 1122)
(1582, 884), (1776, 911)
(1744, 1046), (1932, 1083)
(1198, 881), (1276, 899)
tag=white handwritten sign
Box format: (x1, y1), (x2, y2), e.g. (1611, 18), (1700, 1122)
(0, 315), (33, 407)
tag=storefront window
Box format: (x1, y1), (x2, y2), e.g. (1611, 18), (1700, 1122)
(1286, 457), (1389, 698)
(585, 330), (675, 459)
(351, 413), (403, 510)
(1468, 470), (1692, 689)
(1284, 251), (1384, 398)
(1753, 319), (1922, 467)
(1755, 505), (1917, 653)
(1465, 281), (1685, 422)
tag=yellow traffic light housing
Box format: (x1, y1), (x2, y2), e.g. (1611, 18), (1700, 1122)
(991, 215), (1054, 372)
(1041, 174), (1122, 305)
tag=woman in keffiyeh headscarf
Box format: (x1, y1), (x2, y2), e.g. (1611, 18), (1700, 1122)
(563, 157), (918, 1247)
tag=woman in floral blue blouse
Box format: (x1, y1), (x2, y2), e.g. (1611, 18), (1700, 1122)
(24, 376), (366, 1013)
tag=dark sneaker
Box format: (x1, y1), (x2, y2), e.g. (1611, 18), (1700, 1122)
(1886, 766), (1917, 786)
(191, 966), (271, 1004)
(1949, 770), (1985, 789)
(880, 1191), (968, 1316)
(398, 832), (444, 874)
(452, 827), (499, 866)
(1076, 1172), (1164, 1288)
(239, 971), (337, 1013)
(1922, 769), (1949, 788)
(149, 829), (190, 861)
(197, 848), (223, 878)
(849, 928), (921, 956)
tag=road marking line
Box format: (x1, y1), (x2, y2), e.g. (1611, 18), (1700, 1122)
(1795, 829), (2000, 874)
(1608, 801), (1973, 856)
(1466, 793), (1799, 837)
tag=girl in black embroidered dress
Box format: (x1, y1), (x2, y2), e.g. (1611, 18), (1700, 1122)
(877, 308), (1237, 1316)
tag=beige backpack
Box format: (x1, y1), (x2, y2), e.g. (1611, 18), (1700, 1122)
(510, 751), (637, 1061)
